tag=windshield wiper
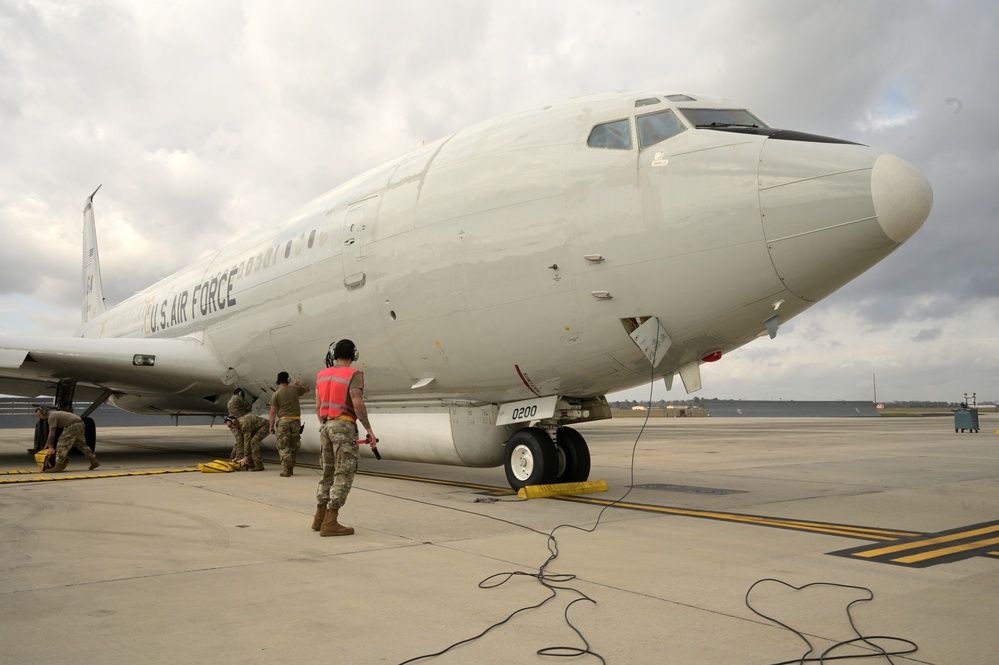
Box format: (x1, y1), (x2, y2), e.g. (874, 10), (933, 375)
(696, 122), (760, 129)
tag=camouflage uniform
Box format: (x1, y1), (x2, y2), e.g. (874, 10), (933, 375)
(275, 418), (302, 469)
(54, 423), (96, 467)
(239, 414), (270, 468)
(226, 392), (252, 460)
(316, 419), (359, 508)
(270, 382), (308, 475)
(44, 410), (99, 470)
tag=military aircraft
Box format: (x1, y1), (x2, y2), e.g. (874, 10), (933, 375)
(0, 91), (932, 489)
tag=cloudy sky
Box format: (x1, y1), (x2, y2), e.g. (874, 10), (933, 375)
(1, 1), (996, 404)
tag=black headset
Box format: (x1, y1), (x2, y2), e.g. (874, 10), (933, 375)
(326, 339), (359, 367)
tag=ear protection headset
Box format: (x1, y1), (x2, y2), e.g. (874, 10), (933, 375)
(326, 339), (359, 367)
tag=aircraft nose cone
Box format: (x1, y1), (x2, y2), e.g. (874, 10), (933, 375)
(870, 153), (933, 243)
(760, 140), (934, 303)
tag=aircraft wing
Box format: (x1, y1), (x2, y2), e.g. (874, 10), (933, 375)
(0, 335), (229, 404)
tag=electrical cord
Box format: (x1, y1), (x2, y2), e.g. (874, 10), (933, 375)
(397, 339), (662, 664)
(744, 579), (919, 664)
(382, 320), (921, 663)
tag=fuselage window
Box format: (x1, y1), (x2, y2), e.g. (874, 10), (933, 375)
(637, 110), (685, 149)
(308, 229), (316, 248)
(285, 240), (292, 258)
(587, 119), (633, 150)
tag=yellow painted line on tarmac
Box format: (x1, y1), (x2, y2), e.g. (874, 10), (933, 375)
(894, 536), (999, 565)
(834, 520), (999, 566)
(354, 469), (919, 542)
(6, 458), (994, 567)
(0, 468), (201, 483)
(349, 469), (925, 542)
(553, 494), (921, 541)
(850, 522), (999, 559)
(358, 468), (518, 495)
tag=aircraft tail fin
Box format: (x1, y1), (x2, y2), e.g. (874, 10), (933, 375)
(82, 185), (107, 324)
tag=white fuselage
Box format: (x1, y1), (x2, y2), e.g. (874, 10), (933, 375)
(47, 91), (931, 466)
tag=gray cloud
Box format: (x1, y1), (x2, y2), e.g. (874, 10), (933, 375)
(1, 0), (996, 402)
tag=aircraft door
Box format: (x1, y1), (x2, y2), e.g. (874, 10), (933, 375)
(565, 117), (643, 373)
(342, 197), (376, 290)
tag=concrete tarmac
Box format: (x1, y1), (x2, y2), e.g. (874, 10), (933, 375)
(1, 416), (997, 664)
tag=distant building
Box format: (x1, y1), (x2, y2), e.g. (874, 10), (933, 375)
(699, 400), (878, 417)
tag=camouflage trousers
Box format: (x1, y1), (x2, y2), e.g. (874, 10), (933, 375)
(241, 422), (268, 464)
(54, 422), (96, 466)
(275, 418), (302, 468)
(316, 419), (359, 509)
(229, 428), (245, 460)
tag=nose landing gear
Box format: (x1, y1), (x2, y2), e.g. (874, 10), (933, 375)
(503, 425), (591, 490)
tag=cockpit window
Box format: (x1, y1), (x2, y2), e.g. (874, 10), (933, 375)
(587, 119), (632, 150)
(637, 110), (685, 149)
(678, 108), (768, 129)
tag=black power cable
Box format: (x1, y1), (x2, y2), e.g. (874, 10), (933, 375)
(745, 578), (919, 664)
(372, 327), (921, 664)
(397, 335), (664, 664)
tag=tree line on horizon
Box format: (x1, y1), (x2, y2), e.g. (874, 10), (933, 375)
(609, 398), (982, 409)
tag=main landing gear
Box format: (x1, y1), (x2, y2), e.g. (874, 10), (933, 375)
(503, 426), (591, 490)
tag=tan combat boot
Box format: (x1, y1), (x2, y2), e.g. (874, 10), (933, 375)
(51, 458), (68, 472)
(319, 507), (354, 537)
(88, 457), (101, 471)
(280, 464), (293, 477)
(250, 459), (264, 471)
(311, 503), (327, 531)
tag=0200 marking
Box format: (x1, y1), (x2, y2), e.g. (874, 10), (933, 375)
(511, 405), (538, 421)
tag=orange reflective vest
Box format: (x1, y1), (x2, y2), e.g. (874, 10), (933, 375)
(317, 366), (360, 420)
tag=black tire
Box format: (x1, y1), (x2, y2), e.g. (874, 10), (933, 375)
(554, 427), (591, 484)
(83, 417), (97, 452)
(504, 428), (557, 489)
(33, 420), (49, 454)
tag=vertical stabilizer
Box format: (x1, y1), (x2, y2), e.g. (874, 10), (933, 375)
(82, 185), (107, 323)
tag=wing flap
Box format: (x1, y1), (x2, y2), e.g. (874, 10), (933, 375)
(0, 348), (29, 369)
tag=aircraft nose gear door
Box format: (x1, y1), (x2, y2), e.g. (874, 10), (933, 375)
(628, 316), (671, 367)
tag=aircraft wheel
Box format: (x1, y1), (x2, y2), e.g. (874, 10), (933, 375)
(83, 417), (97, 452)
(33, 420), (49, 454)
(555, 427), (591, 484)
(504, 427), (557, 489)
